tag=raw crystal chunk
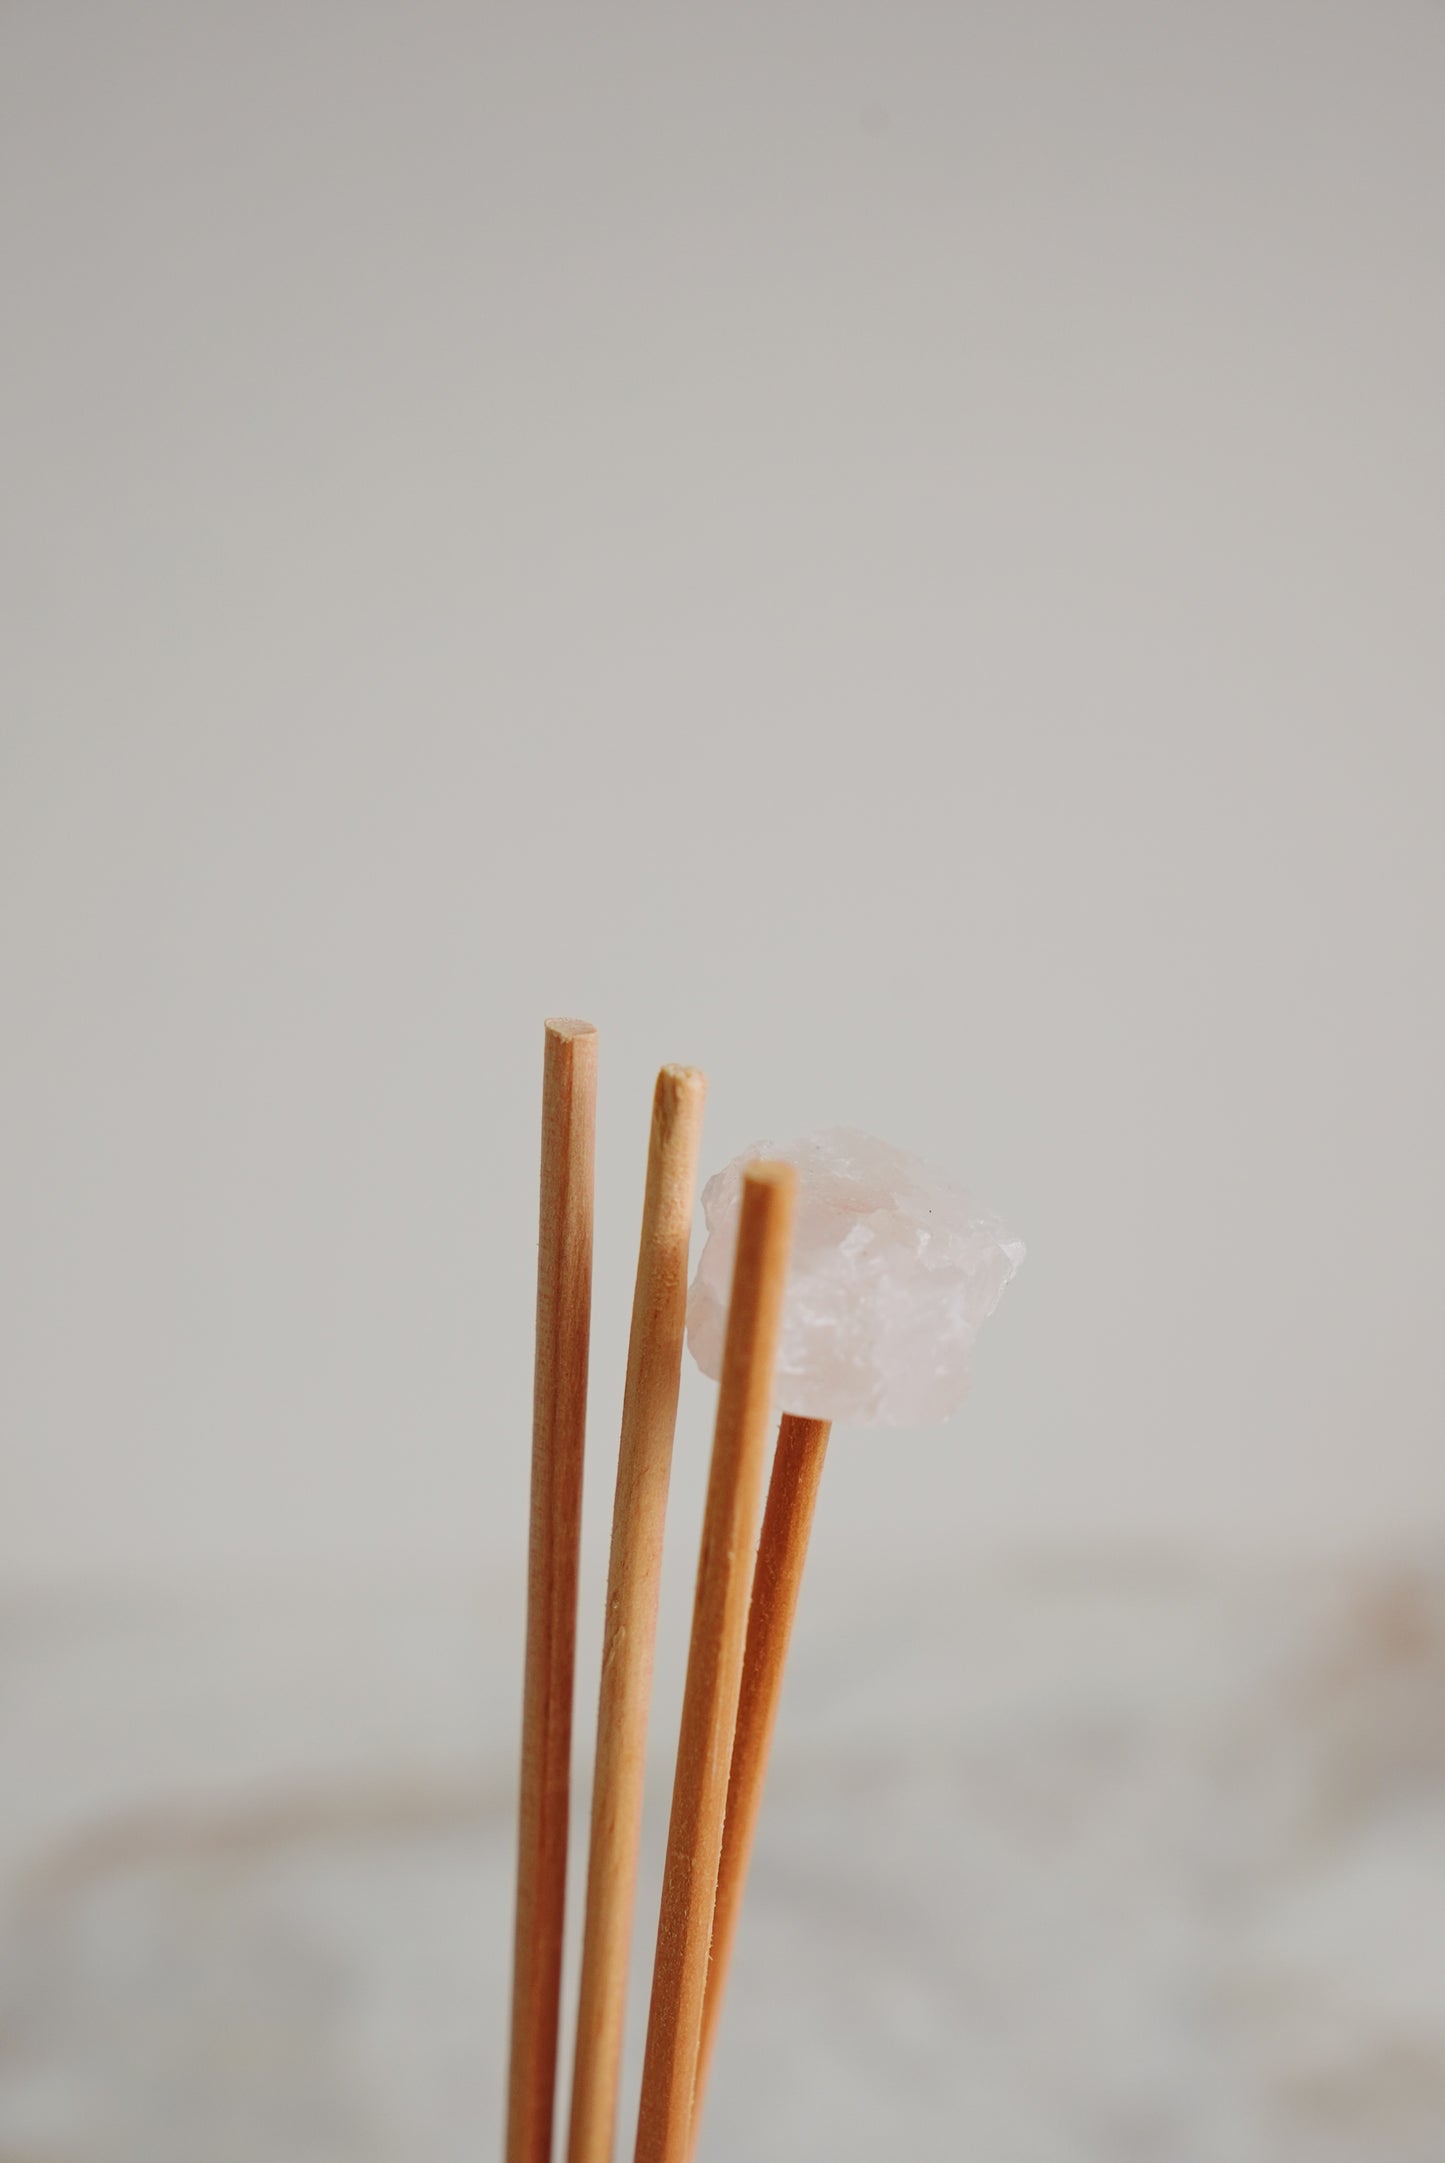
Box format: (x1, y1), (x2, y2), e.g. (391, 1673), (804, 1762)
(686, 1128), (1023, 1426)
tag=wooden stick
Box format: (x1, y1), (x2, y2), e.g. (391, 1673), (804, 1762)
(632, 1163), (797, 2163)
(690, 1413), (832, 2145)
(505, 1017), (598, 2163)
(567, 1065), (708, 2163)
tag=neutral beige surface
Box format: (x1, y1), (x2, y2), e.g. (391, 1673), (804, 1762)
(3, 0), (1444, 1595)
(3, 1556), (1443, 2162)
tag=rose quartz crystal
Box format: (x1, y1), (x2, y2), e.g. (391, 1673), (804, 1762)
(686, 1127), (1023, 1426)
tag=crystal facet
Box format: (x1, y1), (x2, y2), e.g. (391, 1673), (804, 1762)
(686, 1127), (1023, 1426)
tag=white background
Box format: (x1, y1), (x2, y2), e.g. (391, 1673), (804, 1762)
(4, 0), (1443, 1594)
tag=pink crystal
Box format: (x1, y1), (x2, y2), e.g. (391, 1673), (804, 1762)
(686, 1128), (1024, 1426)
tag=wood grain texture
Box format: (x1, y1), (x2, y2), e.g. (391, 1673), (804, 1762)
(505, 1018), (598, 2163)
(632, 1162), (797, 2163)
(567, 1065), (708, 2163)
(690, 1414), (832, 2146)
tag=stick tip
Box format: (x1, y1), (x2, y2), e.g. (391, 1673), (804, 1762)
(545, 1016), (598, 1043)
(655, 1063), (707, 1121)
(742, 1159), (797, 1197)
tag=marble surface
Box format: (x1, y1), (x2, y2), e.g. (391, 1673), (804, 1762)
(3, 1554), (1443, 2162)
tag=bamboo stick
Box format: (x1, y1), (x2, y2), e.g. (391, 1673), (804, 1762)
(632, 1163), (797, 2163)
(505, 1017), (598, 2163)
(690, 1413), (832, 2144)
(567, 1065), (708, 2163)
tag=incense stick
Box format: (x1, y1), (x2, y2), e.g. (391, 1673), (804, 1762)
(567, 1065), (707, 2163)
(505, 1017), (598, 2163)
(691, 1413), (832, 2144)
(632, 1162), (797, 2163)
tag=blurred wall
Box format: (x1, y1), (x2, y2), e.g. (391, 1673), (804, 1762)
(3, 0), (1442, 1590)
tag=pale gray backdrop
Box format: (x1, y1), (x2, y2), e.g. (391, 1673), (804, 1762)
(4, 0), (1442, 1592)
